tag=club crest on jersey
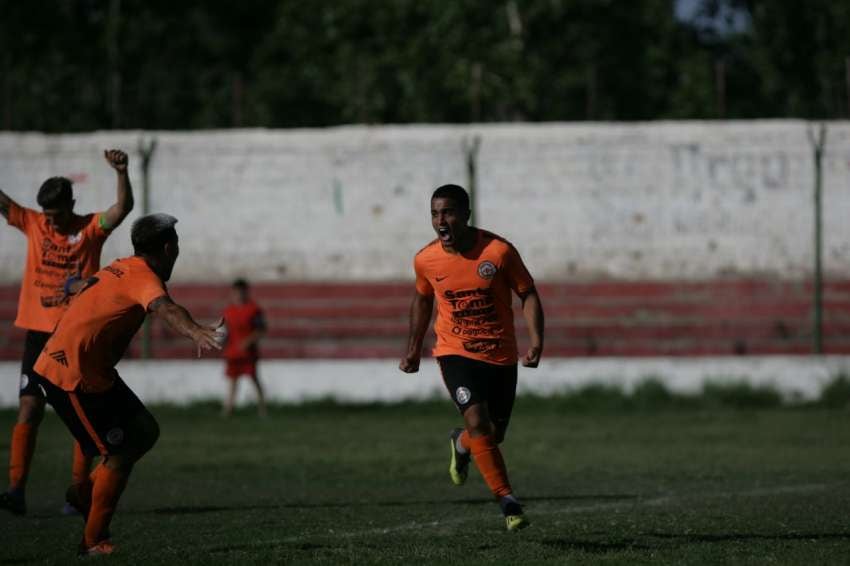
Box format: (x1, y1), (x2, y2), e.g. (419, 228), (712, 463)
(455, 387), (472, 405)
(477, 261), (497, 280)
(68, 232), (82, 244)
(106, 428), (125, 446)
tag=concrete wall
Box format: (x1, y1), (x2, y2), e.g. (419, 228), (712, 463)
(2, 356), (849, 408)
(1, 121), (849, 283)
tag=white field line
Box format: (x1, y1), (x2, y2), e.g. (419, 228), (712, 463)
(208, 482), (833, 550)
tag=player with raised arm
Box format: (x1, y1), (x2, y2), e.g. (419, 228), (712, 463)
(221, 278), (268, 417)
(0, 150), (134, 516)
(399, 184), (544, 531)
(32, 213), (221, 556)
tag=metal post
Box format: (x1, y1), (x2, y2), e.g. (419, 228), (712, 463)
(138, 137), (157, 358)
(462, 135), (482, 225)
(807, 123), (827, 354)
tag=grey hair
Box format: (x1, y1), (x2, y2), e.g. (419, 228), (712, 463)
(131, 213), (179, 255)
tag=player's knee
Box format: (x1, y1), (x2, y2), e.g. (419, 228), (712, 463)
(17, 395), (45, 425)
(464, 408), (495, 437)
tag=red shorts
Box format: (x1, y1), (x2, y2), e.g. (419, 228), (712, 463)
(225, 359), (258, 379)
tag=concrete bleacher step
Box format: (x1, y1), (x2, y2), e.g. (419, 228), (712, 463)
(0, 280), (848, 359)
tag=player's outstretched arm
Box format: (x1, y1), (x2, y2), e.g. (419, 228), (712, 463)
(101, 149), (135, 229)
(519, 288), (544, 368)
(149, 296), (222, 357)
(0, 189), (18, 221)
(399, 291), (434, 373)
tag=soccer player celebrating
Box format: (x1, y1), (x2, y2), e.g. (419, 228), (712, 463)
(0, 150), (134, 516)
(221, 278), (268, 417)
(399, 184), (544, 531)
(32, 213), (222, 556)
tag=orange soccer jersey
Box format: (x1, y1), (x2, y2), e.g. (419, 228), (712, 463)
(6, 201), (110, 332)
(414, 229), (534, 365)
(33, 256), (167, 393)
(223, 301), (264, 362)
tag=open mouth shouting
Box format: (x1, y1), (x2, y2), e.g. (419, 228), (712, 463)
(437, 225), (453, 244)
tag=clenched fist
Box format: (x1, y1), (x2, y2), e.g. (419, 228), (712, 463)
(104, 149), (128, 173)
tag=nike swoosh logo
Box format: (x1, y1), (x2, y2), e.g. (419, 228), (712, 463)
(436, 276), (448, 282)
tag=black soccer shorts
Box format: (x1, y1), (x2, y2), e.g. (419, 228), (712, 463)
(18, 330), (51, 399)
(41, 372), (152, 458)
(437, 355), (518, 437)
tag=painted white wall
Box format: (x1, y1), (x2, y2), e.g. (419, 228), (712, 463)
(1, 121), (848, 282)
(2, 356), (848, 408)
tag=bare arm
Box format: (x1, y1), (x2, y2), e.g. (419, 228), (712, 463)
(149, 296), (222, 357)
(101, 149), (135, 229)
(519, 288), (544, 368)
(241, 315), (266, 350)
(399, 291), (435, 373)
(239, 327), (267, 350)
(0, 189), (17, 221)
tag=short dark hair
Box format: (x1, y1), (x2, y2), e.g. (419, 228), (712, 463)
(131, 213), (178, 255)
(233, 278), (249, 290)
(431, 184), (470, 212)
(37, 177), (74, 209)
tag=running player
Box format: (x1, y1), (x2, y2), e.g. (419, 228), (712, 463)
(33, 213), (221, 556)
(221, 278), (268, 417)
(0, 150), (134, 516)
(399, 184), (544, 531)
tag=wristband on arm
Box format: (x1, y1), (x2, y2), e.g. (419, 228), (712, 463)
(98, 214), (113, 231)
(63, 275), (82, 297)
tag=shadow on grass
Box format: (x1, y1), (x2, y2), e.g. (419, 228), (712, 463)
(646, 531), (850, 543)
(539, 531), (850, 555)
(208, 541), (328, 554)
(540, 538), (655, 553)
(147, 493), (637, 516)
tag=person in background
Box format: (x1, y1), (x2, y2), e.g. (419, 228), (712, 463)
(221, 278), (268, 417)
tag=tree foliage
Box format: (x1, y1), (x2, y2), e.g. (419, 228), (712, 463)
(1, 0), (848, 131)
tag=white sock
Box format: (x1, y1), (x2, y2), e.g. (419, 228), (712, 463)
(455, 436), (468, 455)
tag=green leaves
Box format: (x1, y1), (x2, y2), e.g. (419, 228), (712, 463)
(2, 0), (848, 131)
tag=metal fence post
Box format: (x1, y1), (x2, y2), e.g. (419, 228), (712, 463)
(807, 123), (827, 354)
(462, 134), (482, 224)
(138, 137), (158, 358)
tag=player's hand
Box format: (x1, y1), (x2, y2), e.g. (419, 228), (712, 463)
(521, 346), (542, 368)
(399, 355), (421, 373)
(193, 326), (223, 358)
(104, 149), (128, 173)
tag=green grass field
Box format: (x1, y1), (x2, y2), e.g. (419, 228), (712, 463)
(2, 394), (850, 565)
